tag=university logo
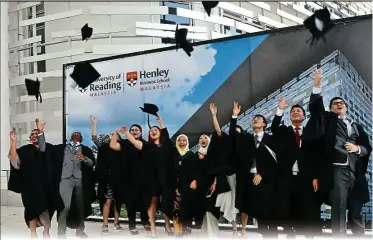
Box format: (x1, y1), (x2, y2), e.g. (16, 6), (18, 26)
(126, 71), (138, 87)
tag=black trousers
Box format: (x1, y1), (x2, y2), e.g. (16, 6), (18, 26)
(330, 166), (364, 237)
(127, 206), (149, 228)
(276, 174), (322, 236)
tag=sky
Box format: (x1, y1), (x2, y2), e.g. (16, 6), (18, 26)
(66, 34), (268, 147)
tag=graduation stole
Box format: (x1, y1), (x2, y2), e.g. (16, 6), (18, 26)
(261, 143), (277, 163)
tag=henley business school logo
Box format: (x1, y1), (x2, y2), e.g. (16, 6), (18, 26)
(126, 72), (138, 87)
(125, 68), (171, 91)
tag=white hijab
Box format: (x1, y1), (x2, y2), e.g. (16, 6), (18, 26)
(198, 134), (211, 156)
(176, 134), (190, 156)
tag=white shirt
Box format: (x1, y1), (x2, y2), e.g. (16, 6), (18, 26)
(250, 131), (264, 174)
(276, 108), (301, 174)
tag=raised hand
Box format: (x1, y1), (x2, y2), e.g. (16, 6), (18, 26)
(35, 118), (46, 133)
(120, 126), (127, 133)
(279, 96), (288, 110)
(156, 116), (165, 128)
(209, 103), (217, 116)
(313, 68), (322, 88)
(10, 130), (17, 142)
(90, 115), (97, 124)
(233, 101), (241, 117)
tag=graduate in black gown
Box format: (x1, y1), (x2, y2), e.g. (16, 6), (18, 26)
(231, 102), (278, 238)
(90, 115), (123, 235)
(208, 103), (240, 236)
(110, 124), (151, 235)
(176, 134), (201, 236)
(119, 115), (178, 238)
(198, 134), (222, 238)
(8, 119), (59, 238)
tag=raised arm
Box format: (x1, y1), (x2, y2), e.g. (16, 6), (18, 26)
(229, 101), (241, 136)
(110, 131), (121, 151)
(8, 130), (20, 169)
(122, 126), (143, 150)
(157, 116), (165, 129)
(271, 96), (288, 135)
(90, 115), (103, 148)
(309, 69), (326, 116)
(35, 118), (47, 152)
(209, 103), (222, 136)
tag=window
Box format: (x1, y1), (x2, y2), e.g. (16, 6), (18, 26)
(28, 25), (33, 38)
(36, 3), (44, 17)
(162, 2), (190, 25)
(161, 2), (190, 44)
(37, 61), (46, 73)
(36, 23), (45, 55)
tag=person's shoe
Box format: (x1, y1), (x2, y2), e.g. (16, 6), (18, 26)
(57, 233), (66, 239)
(114, 223), (123, 232)
(76, 230), (88, 238)
(164, 226), (174, 237)
(144, 224), (151, 232)
(129, 226), (139, 235)
(31, 232), (38, 239)
(43, 231), (51, 239)
(101, 225), (109, 235)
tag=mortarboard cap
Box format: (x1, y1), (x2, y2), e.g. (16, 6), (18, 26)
(81, 23), (93, 41)
(175, 25), (194, 57)
(202, 1), (219, 17)
(25, 78), (42, 103)
(140, 103), (159, 128)
(70, 62), (101, 90)
(303, 8), (334, 46)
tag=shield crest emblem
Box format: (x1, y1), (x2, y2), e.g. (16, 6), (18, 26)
(126, 72), (138, 87)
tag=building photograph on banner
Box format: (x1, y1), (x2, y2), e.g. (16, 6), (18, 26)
(64, 16), (372, 225)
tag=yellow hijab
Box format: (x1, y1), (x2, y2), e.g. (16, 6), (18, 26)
(176, 134), (189, 156)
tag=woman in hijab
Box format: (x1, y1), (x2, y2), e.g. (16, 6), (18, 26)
(176, 134), (203, 236)
(118, 116), (178, 238)
(90, 115), (123, 235)
(197, 134), (221, 238)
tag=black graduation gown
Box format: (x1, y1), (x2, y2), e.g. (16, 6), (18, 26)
(140, 128), (178, 218)
(230, 117), (277, 220)
(8, 143), (60, 227)
(198, 151), (221, 222)
(95, 142), (122, 216)
(178, 151), (203, 226)
(208, 132), (234, 195)
(307, 93), (372, 205)
(116, 139), (146, 212)
(52, 144), (96, 229)
(271, 114), (322, 227)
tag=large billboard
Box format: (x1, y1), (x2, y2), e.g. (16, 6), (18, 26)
(64, 15), (372, 222)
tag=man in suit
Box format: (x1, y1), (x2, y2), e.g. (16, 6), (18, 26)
(230, 102), (278, 238)
(309, 69), (371, 237)
(56, 132), (95, 238)
(271, 97), (322, 238)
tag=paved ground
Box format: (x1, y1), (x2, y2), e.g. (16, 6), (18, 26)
(1, 206), (371, 239)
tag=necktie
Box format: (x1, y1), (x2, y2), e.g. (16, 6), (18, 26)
(72, 143), (78, 154)
(252, 134), (259, 170)
(254, 134), (259, 148)
(295, 128), (301, 147)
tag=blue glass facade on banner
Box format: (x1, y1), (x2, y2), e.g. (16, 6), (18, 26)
(190, 50), (372, 224)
